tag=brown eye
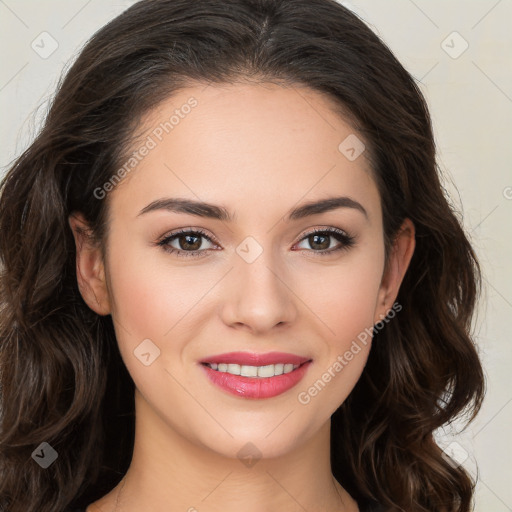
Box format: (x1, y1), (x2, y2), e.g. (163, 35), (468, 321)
(307, 233), (331, 250)
(157, 228), (218, 258)
(175, 233), (203, 251)
(295, 228), (355, 256)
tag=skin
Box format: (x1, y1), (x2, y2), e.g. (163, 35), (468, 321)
(69, 81), (415, 512)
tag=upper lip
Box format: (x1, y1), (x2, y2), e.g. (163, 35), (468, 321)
(199, 351), (312, 366)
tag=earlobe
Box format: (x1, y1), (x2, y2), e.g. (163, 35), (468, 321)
(374, 218), (415, 324)
(68, 212), (111, 316)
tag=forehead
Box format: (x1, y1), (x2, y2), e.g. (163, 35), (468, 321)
(108, 81), (379, 224)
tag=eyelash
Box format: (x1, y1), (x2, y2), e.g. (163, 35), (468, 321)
(156, 227), (356, 259)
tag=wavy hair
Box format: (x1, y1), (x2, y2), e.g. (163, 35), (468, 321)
(0, 1), (485, 510)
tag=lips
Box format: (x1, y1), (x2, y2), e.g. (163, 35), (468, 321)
(200, 360), (312, 399)
(199, 351), (311, 366)
(198, 351), (313, 399)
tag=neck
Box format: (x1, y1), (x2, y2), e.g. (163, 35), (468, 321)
(90, 389), (359, 512)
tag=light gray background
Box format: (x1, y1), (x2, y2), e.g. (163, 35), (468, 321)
(1, 0), (511, 510)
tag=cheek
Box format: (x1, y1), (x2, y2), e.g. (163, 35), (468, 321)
(106, 239), (199, 339)
(293, 245), (384, 405)
(296, 244), (384, 344)
(105, 241), (223, 388)
(105, 248), (200, 396)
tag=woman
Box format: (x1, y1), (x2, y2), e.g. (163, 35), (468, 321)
(0, 1), (485, 511)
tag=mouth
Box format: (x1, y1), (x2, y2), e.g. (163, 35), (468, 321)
(198, 351), (313, 399)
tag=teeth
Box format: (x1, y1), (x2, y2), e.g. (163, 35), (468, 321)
(274, 363), (284, 375)
(227, 364), (240, 375)
(241, 364), (258, 377)
(207, 362), (300, 377)
(284, 363), (294, 373)
(258, 365), (274, 378)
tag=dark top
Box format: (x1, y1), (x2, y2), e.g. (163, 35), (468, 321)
(360, 500), (386, 512)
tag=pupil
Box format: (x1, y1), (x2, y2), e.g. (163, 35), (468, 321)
(181, 234), (200, 250)
(311, 234), (328, 250)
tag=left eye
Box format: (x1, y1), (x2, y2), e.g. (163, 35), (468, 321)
(157, 227), (355, 258)
(295, 228), (353, 252)
(157, 228), (217, 257)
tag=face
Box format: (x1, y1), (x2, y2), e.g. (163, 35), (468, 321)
(70, 81), (414, 460)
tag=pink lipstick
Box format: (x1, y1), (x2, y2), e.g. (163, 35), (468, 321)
(198, 351), (312, 399)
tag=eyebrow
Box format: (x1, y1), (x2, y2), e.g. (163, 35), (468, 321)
(137, 195), (368, 222)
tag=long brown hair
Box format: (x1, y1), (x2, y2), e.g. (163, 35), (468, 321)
(0, 1), (485, 510)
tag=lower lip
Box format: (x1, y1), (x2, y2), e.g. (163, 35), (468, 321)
(200, 361), (312, 399)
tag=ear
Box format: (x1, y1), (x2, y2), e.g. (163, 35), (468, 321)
(68, 212), (111, 316)
(374, 218), (415, 324)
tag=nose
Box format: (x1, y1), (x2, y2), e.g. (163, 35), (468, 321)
(219, 248), (298, 334)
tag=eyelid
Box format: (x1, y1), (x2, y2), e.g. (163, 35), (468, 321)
(157, 227), (220, 246)
(296, 225), (351, 241)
